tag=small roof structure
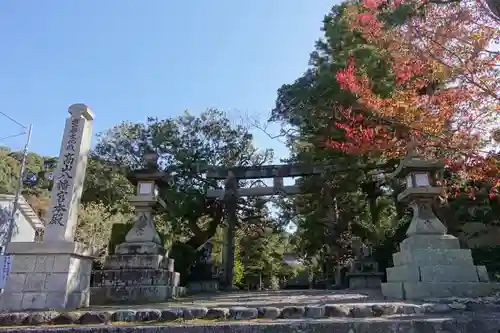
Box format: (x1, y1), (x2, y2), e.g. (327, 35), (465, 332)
(0, 194), (44, 231)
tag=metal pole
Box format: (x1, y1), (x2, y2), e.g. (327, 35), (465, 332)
(3, 124), (32, 252)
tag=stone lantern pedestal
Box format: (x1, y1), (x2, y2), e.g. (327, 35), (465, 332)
(382, 157), (500, 300)
(90, 156), (186, 304)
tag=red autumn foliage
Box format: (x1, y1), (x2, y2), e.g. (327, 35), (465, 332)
(329, 0), (499, 196)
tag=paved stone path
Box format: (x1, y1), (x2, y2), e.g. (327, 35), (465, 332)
(93, 289), (389, 310)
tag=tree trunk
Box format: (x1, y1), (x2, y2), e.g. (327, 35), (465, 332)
(185, 199), (224, 249)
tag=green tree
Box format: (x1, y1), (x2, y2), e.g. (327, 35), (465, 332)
(93, 109), (274, 250)
(269, 2), (404, 272)
(81, 157), (134, 213)
(76, 202), (134, 261)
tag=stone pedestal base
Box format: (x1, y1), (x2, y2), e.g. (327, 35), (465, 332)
(382, 281), (500, 299)
(187, 280), (219, 293)
(115, 242), (166, 255)
(347, 273), (383, 289)
(382, 235), (500, 300)
(0, 241), (93, 311)
(90, 243), (183, 305)
(90, 285), (187, 304)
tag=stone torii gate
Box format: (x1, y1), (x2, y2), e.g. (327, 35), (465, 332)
(205, 164), (328, 289)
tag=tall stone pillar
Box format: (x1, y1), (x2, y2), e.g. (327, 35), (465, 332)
(0, 104), (95, 311)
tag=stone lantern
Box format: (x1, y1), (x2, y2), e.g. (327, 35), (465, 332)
(381, 148), (500, 300)
(396, 157), (447, 237)
(90, 151), (186, 305)
(115, 152), (168, 255)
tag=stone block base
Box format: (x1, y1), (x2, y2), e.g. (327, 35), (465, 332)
(92, 269), (175, 287)
(346, 273), (383, 289)
(103, 254), (164, 269)
(393, 248), (474, 267)
(91, 241), (182, 305)
(115, 242), (166, 255)
(89, 286), (186, 305)
(0, 241), (93, 311)
(387, 264), (480, 283)
(399, 234), (460, 252)
(382, 281), (500, 300)
(187, 280), (219, 293)
(384, 234), (499, 300)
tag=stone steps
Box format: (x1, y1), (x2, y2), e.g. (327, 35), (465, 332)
(2, 300), (500, 327)
(1, 309), (500, 332)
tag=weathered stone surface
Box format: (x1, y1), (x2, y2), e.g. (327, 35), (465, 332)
(22, 311), (58, 326)
(201, 280), (219, 293)
(90, 285), (173, 305)
(92, 269), (172, 287)
(0, 312), (29, 326)
(102, 254), (163, 270)
(161, 309), (182, 321)
(449, 302), (467, 310)
(350, 305), (373, 318)
(400, 234), (460, 251)
(42, 104), (94, 243)
(135, 310), (161, 322)
(400, 304), (423, 314)
(115, 242), (165, 256)
(1, 314), (500, 333)
(204, 308), (229, 320)
(425, 303), (452, 313)
(187, 282), (202, 293)
(420, 264), (479, 282)
(183, 307), (208, 320)
(77, 311), (112, 325)
(324, 304), (350, 317)
(347, 273), (383, 289)
(304, 306), (324, 318)
(280, 306), (305, 319)
(384, 221), (500, 301)
(124, 209), (162, 244)
(257, 307), (280, 319)
(164, 258), (175, 272)
(371, 304), (399, 316)
(477, 265), (490, 282)
(110, 310), (136, 323)
(173, 272), (180, 287)
(393, 248), (474, 267)
(50, 312), (81, 325)
(5, 292), (500, 328)
(1, 249), (93, 311)
(229, 307), (258, 320)
(0, 107), (95, 312)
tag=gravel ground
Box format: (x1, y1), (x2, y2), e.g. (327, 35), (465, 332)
(92, 289), (393, 310)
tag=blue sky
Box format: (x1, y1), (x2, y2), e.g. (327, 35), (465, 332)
(0, 1), (334, 162)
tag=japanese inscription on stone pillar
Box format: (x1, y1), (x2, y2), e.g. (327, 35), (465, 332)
(44, 104), (94, 242)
